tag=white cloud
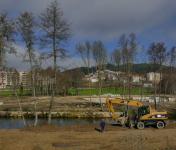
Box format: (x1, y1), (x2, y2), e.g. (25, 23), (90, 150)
(6, 44), (30, 71)
(6, 44), (94, 71)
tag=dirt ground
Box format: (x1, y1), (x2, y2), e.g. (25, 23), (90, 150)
(0, 96), (101, 112)
(0, 124), (176, 150)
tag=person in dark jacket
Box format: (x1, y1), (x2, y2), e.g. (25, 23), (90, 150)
(100, 119), (106, 132)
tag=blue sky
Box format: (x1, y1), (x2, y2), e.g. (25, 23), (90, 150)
(1, 0), (176, 70)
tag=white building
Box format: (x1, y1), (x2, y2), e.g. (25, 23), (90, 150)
(132, 74), (146, 83)
(84, 70), (122, 83)
(0, 70), (18, 89)
(0, 71), (7, 89)
(19, 71), (29, 87)
(132, 75), (140, 83)
(104, 70), (122, 81)
(147, 72), (161, 83)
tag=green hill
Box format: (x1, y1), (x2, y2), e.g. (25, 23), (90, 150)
(65, 63), (172, 75)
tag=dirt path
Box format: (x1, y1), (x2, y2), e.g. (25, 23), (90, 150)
(0, 124), (176, 150)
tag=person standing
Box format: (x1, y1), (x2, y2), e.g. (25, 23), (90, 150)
(100, 119), (106, 132)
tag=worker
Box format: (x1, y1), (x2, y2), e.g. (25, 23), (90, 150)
(100, 119), (106, 132)
(128, 110), (137, 128)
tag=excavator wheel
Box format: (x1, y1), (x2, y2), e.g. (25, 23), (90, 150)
(156, 121), (165, 129)
(137, 122), (145, 129)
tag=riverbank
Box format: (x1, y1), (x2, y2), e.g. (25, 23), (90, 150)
(0, 124), (176, 150)
(0, 96), (175, 119)
(0, 111), (111, 118)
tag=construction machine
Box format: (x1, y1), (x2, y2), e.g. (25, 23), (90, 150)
(106, 97), (168, 129)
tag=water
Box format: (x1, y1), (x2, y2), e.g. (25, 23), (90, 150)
(0, 118), (101, 129)
(1, 118), (175, 129)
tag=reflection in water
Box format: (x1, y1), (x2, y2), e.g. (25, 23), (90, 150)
(0, 118), (101, 129)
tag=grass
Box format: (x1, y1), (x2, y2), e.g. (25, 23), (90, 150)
(0, 89), (31, 97)
(68, 87), (152, 96)
(0, 87), (152, 97)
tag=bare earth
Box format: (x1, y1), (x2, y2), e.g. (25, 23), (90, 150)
(0, 124), (176, 150)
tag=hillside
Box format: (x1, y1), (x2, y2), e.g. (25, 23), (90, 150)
(65, 63), (172, 75)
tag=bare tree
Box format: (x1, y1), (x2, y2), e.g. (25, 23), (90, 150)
(112, 49), (121, 71)
(76, 41), (92, 104)
(148, 42), (167, 109)
(111, 48), (121, 93)
(169, 47), (176, 95)
(157, 43), (167, 102)
(0, 13), (27, 126)
(119, 33), (137, 100)
(40, 0), (70, 124)
(11, 69), (26, 126)
(0, 12), (15, 68)
(17, 12), (38, 126)
(169, 47), (176, 72)
(92, 41), (107, 110)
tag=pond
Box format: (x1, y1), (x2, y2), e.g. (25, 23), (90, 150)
(0, 118), (101, 129)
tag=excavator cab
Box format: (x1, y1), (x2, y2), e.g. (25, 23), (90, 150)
(138, 106), (150, 117)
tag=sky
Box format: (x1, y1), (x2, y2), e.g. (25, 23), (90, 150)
(1, 0), (176, 70)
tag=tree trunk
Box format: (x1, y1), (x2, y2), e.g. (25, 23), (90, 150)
(48, 14), (57, 124)
(140, 82), (143, 101)
(14, 86), (26, 126)
(98, 70), (103, 111)
(154, 73), (157, 110)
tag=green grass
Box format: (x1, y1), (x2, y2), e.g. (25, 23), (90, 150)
(68, 87), (152, 96)
(0, 89), (31, 97)
(0, 87), (152, 97)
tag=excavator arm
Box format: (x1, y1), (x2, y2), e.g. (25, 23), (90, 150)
(106, 97), (143, 120)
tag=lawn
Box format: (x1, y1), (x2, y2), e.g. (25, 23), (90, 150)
(0, 89), (31, 97)
(68, 87), (152, 96)
(0, 87), (152, 97)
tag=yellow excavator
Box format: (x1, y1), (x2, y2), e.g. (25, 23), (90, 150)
(106, 97), (168, 129)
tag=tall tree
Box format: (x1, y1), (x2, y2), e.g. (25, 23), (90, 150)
(111, 49), (121, 94)
(76, 41), (92, 104)
(148, 42), (167, 109)
(168, 47), (176, 94)
(0, 13), (27, 126)
(112, 49), (121, 71)
(40, 0), (70, 124)
(169, 47), (176, 71)
(92, 41), (107, 110)
(0, 13), (15, 68)
(119, 33), (137, 100)
(157, 43), (167, 101)
(17, 12), (38, 126)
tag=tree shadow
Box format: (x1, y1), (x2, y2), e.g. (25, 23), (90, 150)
(94, 127), (102, 132)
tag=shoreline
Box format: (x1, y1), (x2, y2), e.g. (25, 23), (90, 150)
(0, 111), (111, 119)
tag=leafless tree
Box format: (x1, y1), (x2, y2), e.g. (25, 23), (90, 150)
(156, 43), (167, 101)
(168, 47), (176, 95)
(11, 69), (26, 126)
(0, 12), (15, 68)
(169, 47), (176, 72)
(17, 12), (38, 126)
(148, 42), (167, 109)
(0, 13), (27, 126)
(40, 0), (70, 124)
(112, 49), (121, 71)
(111, 48), (121, 93)
(76, 41), (92, 104)
(119, 33), (137, 100)
(92, 41), (107, 110)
